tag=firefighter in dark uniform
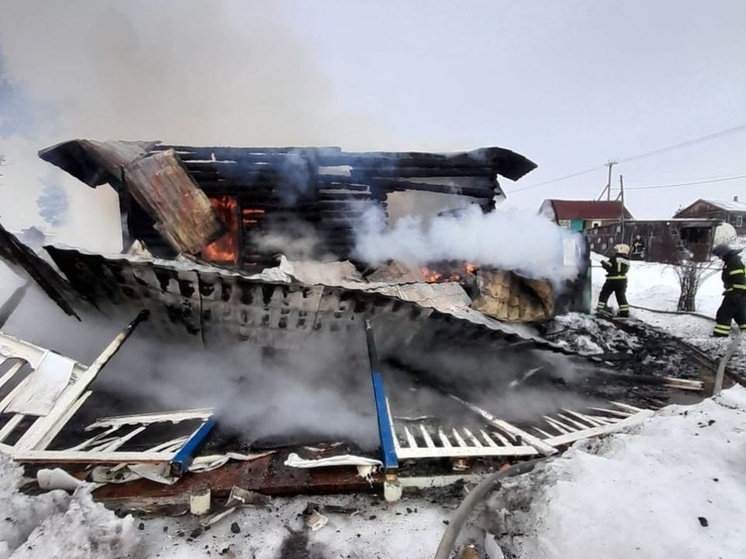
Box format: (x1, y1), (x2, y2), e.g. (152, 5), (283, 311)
(596, 243), (631, 318)
(630, 235), (645, 260)
(712, 243), (746, 337)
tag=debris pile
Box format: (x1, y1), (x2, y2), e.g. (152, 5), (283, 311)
(0, 139), (727, 517)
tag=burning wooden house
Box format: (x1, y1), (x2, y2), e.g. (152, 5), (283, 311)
(20, 139), (587, 324)
(38, 140), (538, 268)
(0, 141), (731, 514)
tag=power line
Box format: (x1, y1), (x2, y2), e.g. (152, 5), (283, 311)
(512, 123), (746, 193)
(618, 123), (746, 165)
(511, 166), (602, 193)
(624, 173), (746, 191)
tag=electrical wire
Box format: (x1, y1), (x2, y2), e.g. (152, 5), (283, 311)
(512, 123), (746, 194)
(625, 174), (746, 191)
(511, 166), (602, 193)
(618, 123), (746, 165)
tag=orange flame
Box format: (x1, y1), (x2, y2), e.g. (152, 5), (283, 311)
(202, 196), (239, 265)
(420, 262), (479, 283)
(242, 208), (265, 226)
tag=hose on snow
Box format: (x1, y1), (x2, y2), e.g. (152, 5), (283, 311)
(433, 458), (548, 559)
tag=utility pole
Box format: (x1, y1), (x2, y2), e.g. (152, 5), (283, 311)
(597, 160), (617, 201)
(619, 175), (625, 238)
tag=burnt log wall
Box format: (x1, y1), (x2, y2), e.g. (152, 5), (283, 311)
(134, 145), (517, 268)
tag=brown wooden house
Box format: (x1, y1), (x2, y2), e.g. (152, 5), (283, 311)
(539, 199), (633, 232)
(587, 219), (722, 264)
(674, 197), (746, 236)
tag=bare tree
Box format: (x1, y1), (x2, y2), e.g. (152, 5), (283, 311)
(672, 256), (720, 312)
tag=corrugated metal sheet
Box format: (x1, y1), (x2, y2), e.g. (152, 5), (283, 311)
(43, 248), (578, 359)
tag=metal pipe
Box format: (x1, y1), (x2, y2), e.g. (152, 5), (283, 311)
(363, 316), (398, 472)
(433, 458), (548, 559)
(171, 416), (217, 476)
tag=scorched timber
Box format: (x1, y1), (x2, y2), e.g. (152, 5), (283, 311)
(42, 247), (588, 360)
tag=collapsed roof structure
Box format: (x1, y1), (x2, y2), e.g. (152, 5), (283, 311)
(0, 138), (720, 515)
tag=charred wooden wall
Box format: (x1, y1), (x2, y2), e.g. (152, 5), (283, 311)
(132, 145), (523, 268)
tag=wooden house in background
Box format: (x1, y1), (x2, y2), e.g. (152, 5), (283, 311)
(587, 219), (722, 264)
(673, 197), (746, 236)
(539, 199), (633, 231)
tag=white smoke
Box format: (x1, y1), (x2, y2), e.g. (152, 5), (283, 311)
(353, 203), (585, 285)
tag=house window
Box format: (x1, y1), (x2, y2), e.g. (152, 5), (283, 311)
(591, 221), (602, 228)
(736, 215), (743, 228)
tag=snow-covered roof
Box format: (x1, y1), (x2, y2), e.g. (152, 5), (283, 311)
(702, 199), (746, 212)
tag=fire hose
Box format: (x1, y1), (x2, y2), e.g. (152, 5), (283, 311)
(628, 303), (714, 321)
(433, 457), (549, 559)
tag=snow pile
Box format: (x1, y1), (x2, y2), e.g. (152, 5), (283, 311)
(483, 386), (746, 558)
(590, 254), (746, 372)
(0, 456), (139, 559)
(550, 312), (640, 355)
(133, 494), (453, 559)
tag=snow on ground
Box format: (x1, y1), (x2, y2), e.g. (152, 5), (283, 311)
(1, 255), (746, 558)
(482, 386), (746, 558)
(0, 457), (138, 558)
(590, 253), (746, 372)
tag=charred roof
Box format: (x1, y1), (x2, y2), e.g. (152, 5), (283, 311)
(38, 140), (538, 266)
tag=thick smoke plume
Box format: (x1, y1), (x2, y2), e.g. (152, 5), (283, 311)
(1, 288), (380, 449)
(353, 203), (585, 287)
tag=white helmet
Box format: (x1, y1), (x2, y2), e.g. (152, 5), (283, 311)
(614, 243), (630, 255)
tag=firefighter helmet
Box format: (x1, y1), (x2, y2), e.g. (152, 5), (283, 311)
(712, 243), (731, 258)
(614, 243), (630, 255)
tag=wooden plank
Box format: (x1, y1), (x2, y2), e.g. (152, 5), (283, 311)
(479, 430), (498, 447)
(451, 428), (468, 448)
(92, 426), (148, 453)
(0, 361), (25, 394)
(450, 395), (558, 456)
(69, 426), (119, 451)
(438, 430), (453, 448)
(0, 414), (24, 444)
(124, 150), (224, 255)
(543, 416), (574, 434)
(562, 410), (606, 428)
(611, 402), (645, 413)
(15, 312), (148, 452)
(419, 425), (436, 448)
(11, 450), (175, 464)
(87, 408), (214, 430)
(395, 445), (537, 460)
(23, 391), (93, 452)
(544, 410), (654, 447)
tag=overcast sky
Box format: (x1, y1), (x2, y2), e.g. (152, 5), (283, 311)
(0, 0), (745, 250)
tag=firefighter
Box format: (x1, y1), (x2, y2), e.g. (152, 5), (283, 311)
(630, 235), (645, 260)
(596, 243), (631, 318)
(711, 243), (746, 337)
